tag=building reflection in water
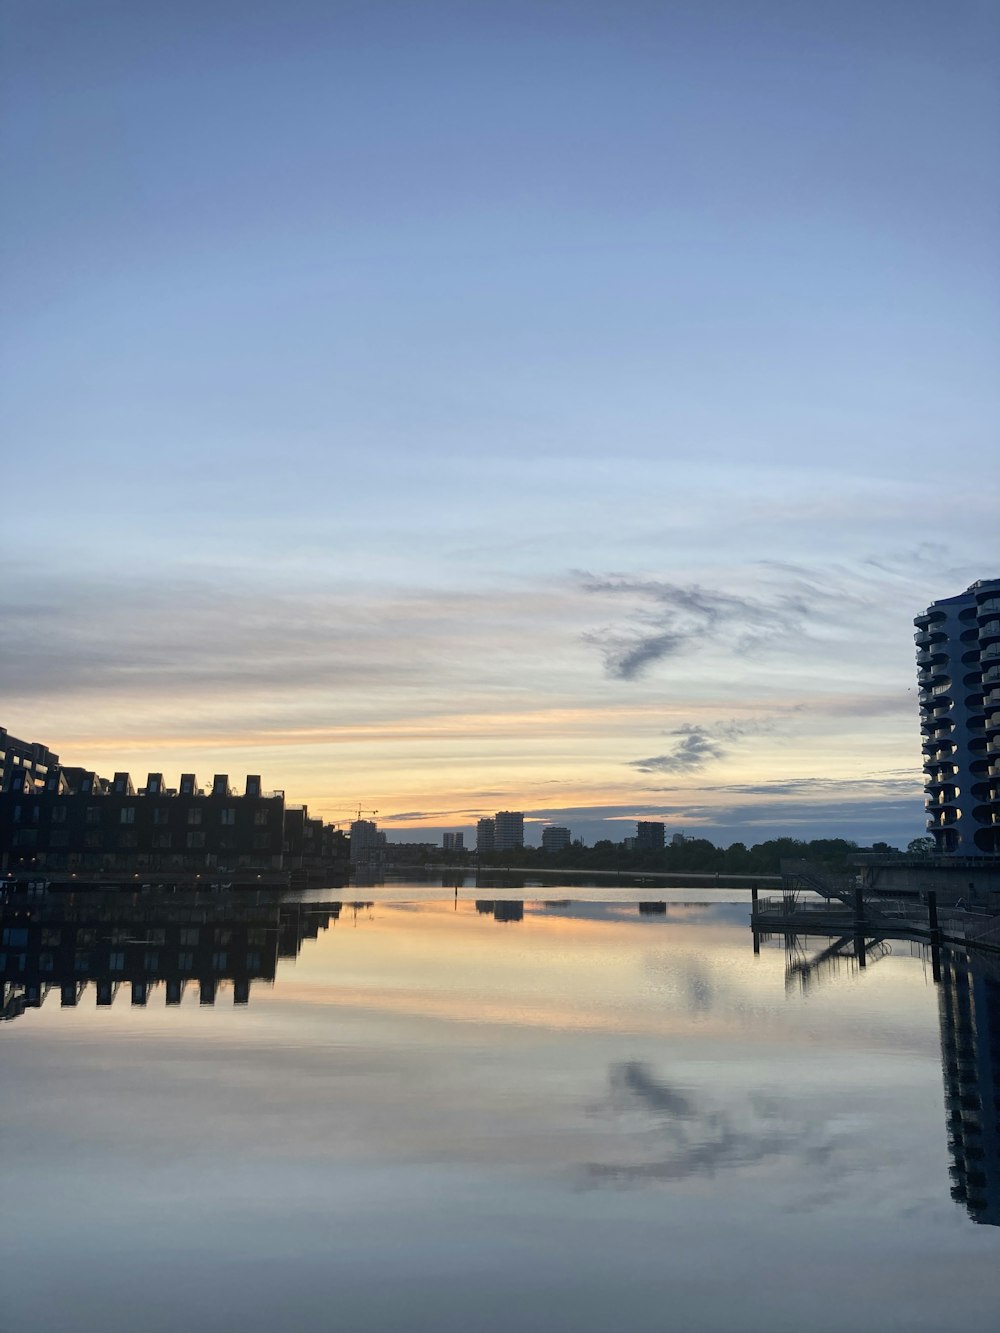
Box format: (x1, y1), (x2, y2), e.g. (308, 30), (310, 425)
(937, 950), (1000, 1226)
(475, 899), (524, 922)
(766, 927), (1000, 1228)
(0, 892), (356, 1022)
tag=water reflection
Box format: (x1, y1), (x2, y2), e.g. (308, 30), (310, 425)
(938, 951), (1000, 1226)
(5, 887), (1000, 1244)
(764, 925), (1000, 1228)
(0, 892), (360, 1021)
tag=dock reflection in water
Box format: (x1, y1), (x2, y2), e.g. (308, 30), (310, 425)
(2, 889), (998, 1333)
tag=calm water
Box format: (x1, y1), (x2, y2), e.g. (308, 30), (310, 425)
(2, 883), (998, 1332)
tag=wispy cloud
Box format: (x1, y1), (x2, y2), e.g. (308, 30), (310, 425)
(580, 572), (826, 680)
(628, 718), (778, 774)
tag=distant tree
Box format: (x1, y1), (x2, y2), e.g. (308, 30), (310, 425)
(907, 836), (936, 857)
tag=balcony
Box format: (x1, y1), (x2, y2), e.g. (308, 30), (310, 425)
(976, 598), (1000, 618)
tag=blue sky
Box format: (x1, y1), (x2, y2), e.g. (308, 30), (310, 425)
(3, 1), (998, 846)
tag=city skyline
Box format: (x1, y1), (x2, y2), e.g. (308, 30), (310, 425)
(4, 3), (998, 849)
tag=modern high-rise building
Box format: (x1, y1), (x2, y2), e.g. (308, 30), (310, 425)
(443, 831), (465, 852)
(636, 821), (665, 852)
(493, 811), (524, 852)
(349, 818), (385, 866)
(541, 825), (570, 853)
(915, 579), (1000, 856)
(476, 818), (495, 854)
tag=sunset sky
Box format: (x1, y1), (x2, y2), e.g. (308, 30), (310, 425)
(3, 1), (998, 846)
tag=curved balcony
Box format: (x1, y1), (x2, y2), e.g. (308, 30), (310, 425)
(927, 808), (961, 827)
(972, 803), (1000, 827)
(914, 628), (946, 648)
(979, 619), (1000, 647)
(976, 598), (1000, 618)
(984, 665), (1000, 688)
(933, 827), (961, 853)
(973, 827), (1000, 853)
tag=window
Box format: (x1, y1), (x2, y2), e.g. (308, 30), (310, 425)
(50, 830), (69, 848)
(214, 929), (231, 946)
(39, 953), (54, 973)
(211, 952), (227, 969)
(178, 952), (194, 971)
(109, 952), (125, 972)
(246, 952), (261, 970)
(74, 952), (89, 972)
(221, 808), (236, 826)
(85, 831), (101, 849)
(143, 951), (159, 971)
(152, 807), (170, 826)
(187, 808), (203, 826)
(86, 805), (101, 825)
(120, 807), (136, 825)
(253, 832), (270, 850)
(51, 805), (68, 824)
(186, 832), (205, 850)
(41, 928), (61, 947)
(254, 810), (270, 826)
(247, 929), (266, 946)
(153, 832), (172, 849)
(180, 928), (199, 946)
(119, 831), (138, 849)
(12, 804), (22, 823)
(2, 927), (28, 947)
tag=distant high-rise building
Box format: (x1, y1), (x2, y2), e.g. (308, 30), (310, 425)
(915, 579), (1000, 855)
(476, 818), (495, 854)
(636, 821), (665, 852)
(443, 831), (465, 852)
(541, 825), (570, 853)
(349, 818), (384, 866)
(494, 811), (524, 852)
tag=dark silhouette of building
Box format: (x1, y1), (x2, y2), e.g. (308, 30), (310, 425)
(915, 578), (1000, 855)
(476, 818), (495, 854)
(494, 811), (524, 852)
(636, 821), (665, 852)
(0, 726), (60, 795)
(0, 761), (348, 886)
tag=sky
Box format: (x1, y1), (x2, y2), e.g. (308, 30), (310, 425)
(3, 0), (999, 847)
